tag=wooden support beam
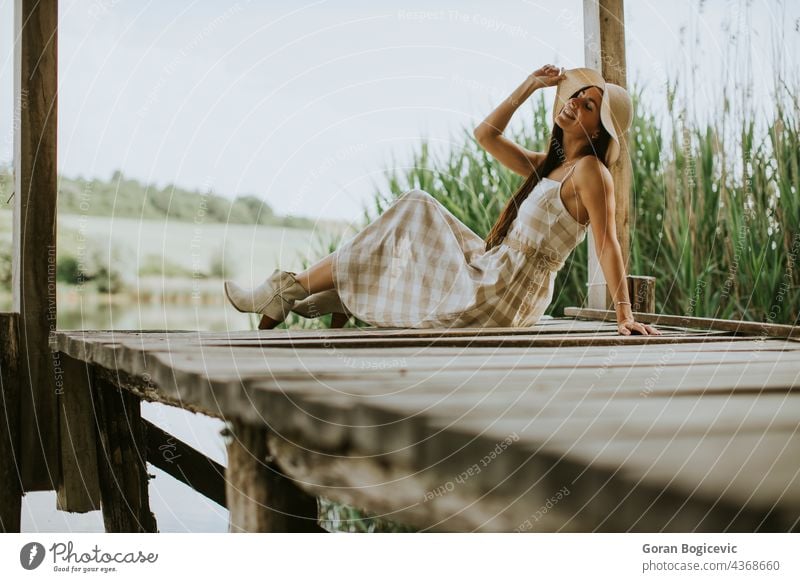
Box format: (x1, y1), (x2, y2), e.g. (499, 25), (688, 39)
(13, 0), (59, 491)
(583, 0), (631, 310)
(226, 420), (324, 532)
(144, 419), (227, 508)
(56, 356), (102, 513)
(93, 376), (158, 533)
(0, 313), (22, 532)
(564, 307), (800, 340)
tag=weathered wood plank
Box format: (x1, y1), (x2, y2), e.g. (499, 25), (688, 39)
(13, 0), (60, 492)
(49, 331), (800, 451)
(196, 333), (728, 349)
(104, 346), (800, 374)
(268, 431), (794, 532)
(49, 319), (701, 349)
(566, 307), (800, 339)
(93, 377), (157, 533)
(445, 419), (800, 517)
(56, 355), (101, 512)
(0, 313), (21, 532)
(143, 419), (226, 508)
(92, 365), (219, 417)
(49, 325), (800, 532)
(225, 420), (323, 532)
(51, 335), (764, 367)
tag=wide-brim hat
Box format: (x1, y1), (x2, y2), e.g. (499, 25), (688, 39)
(552, 67), (633, 166)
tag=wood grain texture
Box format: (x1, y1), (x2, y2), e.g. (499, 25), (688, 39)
(144, 419), (226, 508)
(13, 0), (59, 491)
(51, 319), (800, 531)
(56, 355), (101, 513)
(628, 275), (656, 313)
(93, 377), (157, 533)
(584, 0), (630, 309)
(226, 420), (323, 532)
(566, 307), (800, 339)
(268, 431), (795, 532)
(0, 313), (21, 532)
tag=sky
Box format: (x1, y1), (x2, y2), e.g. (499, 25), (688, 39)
(0, 0), (797, 221)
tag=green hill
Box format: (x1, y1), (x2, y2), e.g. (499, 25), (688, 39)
(0, 166), (316, 229)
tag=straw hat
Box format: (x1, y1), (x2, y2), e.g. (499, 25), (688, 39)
(552, 67), (633, 166)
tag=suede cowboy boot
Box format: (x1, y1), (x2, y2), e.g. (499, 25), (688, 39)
(291, 289), (351, 319)
(224, 268), (310, 322)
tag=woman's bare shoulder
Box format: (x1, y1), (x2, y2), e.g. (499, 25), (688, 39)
(573, 155), (613, 192)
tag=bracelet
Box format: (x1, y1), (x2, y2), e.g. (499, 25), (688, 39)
(616, 301), (631, 306)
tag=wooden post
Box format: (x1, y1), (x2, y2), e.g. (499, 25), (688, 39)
(628, 275), (656, 313)
(56, 356), (102, 513)
(226, 420), (324, 532)
(13, 0), (60, 491)
(0, 313), (22, 532)
(583, 0), (631, 310)
(93, 377), (158, 533)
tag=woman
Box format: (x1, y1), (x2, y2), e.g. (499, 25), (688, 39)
(225, 65), (661, 336)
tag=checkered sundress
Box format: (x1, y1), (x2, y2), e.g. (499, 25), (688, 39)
(301, 166), (589, 328)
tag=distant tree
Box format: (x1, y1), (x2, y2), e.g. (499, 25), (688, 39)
(40, 169), (324, 228)
(233, 195), (275, 225)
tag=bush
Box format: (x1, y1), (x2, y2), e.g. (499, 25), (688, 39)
(56, 254), (87, 285)
(138, 254), (196, 278)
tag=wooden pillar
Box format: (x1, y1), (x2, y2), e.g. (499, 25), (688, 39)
(56, 357), (102, 513)
(628, 275), (656, 313)
(226, 420), (324, 532)
(583, 0), (631, 310)
(93, 377), (158, 533)
(13, 0), (59, 491)
(0, 313), (22, 532)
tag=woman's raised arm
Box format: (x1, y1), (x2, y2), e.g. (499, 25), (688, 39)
(473, 64), (565, 178)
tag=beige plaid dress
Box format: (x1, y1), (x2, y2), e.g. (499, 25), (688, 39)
(295, 165), (589, 328)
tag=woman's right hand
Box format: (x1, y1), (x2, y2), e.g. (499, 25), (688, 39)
(617, 316), (663, 336)
(529, 64), (566, 89)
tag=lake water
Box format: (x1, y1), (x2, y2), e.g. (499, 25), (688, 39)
(23, 404), (230, 533)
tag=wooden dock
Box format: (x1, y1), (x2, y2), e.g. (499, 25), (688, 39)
(45, 313), (800, 532)
(1, 0), (798, 536)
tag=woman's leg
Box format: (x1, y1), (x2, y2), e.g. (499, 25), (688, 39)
(295, 252), (336, 295)
(258, 253), (337, 329)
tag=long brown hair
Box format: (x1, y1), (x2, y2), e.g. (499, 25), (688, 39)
(483, 92), (612, 252)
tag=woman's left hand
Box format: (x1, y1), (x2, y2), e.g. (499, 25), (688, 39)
(617, 317), (662, 336)
(529, 64), (566, 89)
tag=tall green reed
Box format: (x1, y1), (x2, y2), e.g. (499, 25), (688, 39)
(310, 74), (798, 326)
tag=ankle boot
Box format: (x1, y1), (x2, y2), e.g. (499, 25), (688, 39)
(291, 289), (351, 319)
(224, 269), (310, 321)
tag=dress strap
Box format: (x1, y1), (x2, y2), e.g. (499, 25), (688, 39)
(559, 162), (578, 183)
